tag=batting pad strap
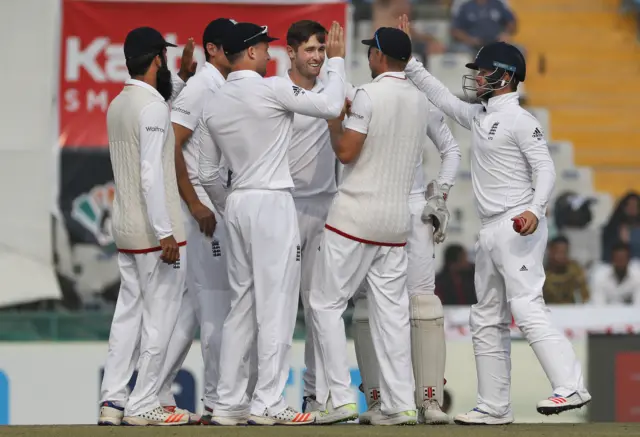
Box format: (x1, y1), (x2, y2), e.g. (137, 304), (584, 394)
(410, 294), (444, 321)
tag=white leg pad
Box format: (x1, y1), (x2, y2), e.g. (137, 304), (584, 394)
(410, 294), (446, 406)
(353, 296), (381, 407)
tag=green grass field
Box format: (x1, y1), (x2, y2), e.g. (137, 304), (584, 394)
(1, 424), (640, 437)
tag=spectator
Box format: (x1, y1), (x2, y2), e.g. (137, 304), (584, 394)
(371, 0), (446, 59)
(543, 236), (590, 304)
(435, 244), (477, 305)
(591, 242), (640, 305)
(602, 191), (640, 262)
(450, 0), (517, 53)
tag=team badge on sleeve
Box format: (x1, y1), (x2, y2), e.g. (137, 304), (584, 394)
(292, 85), (304, 97)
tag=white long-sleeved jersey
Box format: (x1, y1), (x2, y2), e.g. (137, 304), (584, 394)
(405, 58), (555, 223)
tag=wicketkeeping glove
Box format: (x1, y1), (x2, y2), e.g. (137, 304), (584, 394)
(421, 180), (451, 244)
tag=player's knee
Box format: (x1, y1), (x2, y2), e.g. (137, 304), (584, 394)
(353, 296), (369, 322)
(510, 294), (553, 343)
(409, 294), (443, 321)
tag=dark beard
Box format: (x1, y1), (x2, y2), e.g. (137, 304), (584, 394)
(156, 60), (173, 101)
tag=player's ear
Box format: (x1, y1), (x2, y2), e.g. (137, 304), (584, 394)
(286, 45), (296, 60)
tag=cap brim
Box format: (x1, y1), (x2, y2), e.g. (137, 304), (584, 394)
(264, 36), (279, 43)
(361, 39), (376, 47)
(164, 42), (178, 48)
(465, 62), (479, 70)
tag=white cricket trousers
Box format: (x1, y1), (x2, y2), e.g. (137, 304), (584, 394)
(158, 200), (231, 409)
(471, 209), (586, 417)
(294, 194), (333, 398)
(214, 189), (301, 417)
(100, 246), (187, 416)
(311, 229), (415, 415)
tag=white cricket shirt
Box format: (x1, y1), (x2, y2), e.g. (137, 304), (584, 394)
(287, 74), (358, 198)
(170, 63), (225, 204)
(406, 58), (556, 223)
(203, 57), (346, 192)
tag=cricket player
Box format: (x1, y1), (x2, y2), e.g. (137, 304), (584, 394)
(399, 15), (591, 425)
(98, 27), (189, 426)
(283, 20), (356, 414)
(155, 18), (236, 425)
(310, 27), (434, 426)
(201, 21), (347, 425)
(354, 102), (460, 425)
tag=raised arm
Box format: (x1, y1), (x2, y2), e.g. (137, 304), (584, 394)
(405, 57), (475, 130)
(269, 58), (346, 119)
(398, 14), (476, 129)
(426, 105), (461, 188)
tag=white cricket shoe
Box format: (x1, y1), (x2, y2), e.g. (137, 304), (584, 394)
(420, 399), (450, 425)
(302, 396), (323, 413)
(313, 402), (359, 425)
(98, 401), (124, 426)
(208, 415), (249, 426)
(248, 406), (314, 425)
(536, 391), (592, 416)
(163, 405), (200, 424)
(358, 400), (381, 425)
(370, 409), (418, 426)
(454, 407), (513, 425)
(122, 406), (189, 426)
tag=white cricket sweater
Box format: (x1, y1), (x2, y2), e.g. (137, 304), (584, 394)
(107, 83), (186, 252)
(325, 74), (429, 245)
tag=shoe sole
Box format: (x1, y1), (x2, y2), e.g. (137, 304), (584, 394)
(371, 419), (417, 426)
(315, 413), (359, 425)
(454, 419), (513, 426)
(537, 399), (591, 416)
(424, 419), (450, 425)
(121, 418), (189, 426)
(97, 420), (121, 426)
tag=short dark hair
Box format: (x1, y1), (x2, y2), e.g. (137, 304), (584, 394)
(549, 235), (569, 247)
(612, 241), (631, 254)
(226, 49), (245, 64)
(386, 56), (408, 71)
(444, 244), (465, 267)
(126, 52), (157, 77)
(287, 20), (327, 50)
(509, 77), (520, 92)
(204, 42), (222, 63)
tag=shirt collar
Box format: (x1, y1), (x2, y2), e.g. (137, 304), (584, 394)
(482, 92), (520, 112)
(227, 70), (263, 82)
(204, 62), (226, 84)
(372, 71), (407, 83)
(125, 78), (164, 100)
(286, 71), (324, 92)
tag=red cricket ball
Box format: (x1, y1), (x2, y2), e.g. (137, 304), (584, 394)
(513, 217), (525, 233)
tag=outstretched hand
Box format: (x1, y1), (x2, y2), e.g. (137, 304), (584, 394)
(398, 14), (411, 40)
(326, 21), (345, 59)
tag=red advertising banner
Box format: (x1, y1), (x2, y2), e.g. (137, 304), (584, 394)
(60, 0), (347, 147)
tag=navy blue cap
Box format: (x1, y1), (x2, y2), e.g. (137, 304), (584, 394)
(222, 23), (278, 56)
(203, 18), (237, 47)
(466, 42), (526, 82)
(362, 27), (412, 62)
(124, 27), (176, 60)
